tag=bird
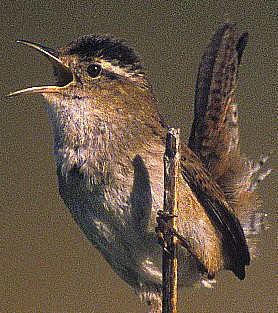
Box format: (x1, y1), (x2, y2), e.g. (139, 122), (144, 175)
(8, 23), (271, 312)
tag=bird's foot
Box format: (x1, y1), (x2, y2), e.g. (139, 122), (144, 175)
(155, 210), (177, 254)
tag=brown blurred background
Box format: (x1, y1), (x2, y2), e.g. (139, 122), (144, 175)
(1, 1), (277, 313)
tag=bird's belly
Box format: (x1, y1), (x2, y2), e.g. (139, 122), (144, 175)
(57, 163), (206, 301)
(58, 169), (166, 288)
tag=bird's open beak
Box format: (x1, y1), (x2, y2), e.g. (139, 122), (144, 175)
(7, 40), (74, 97)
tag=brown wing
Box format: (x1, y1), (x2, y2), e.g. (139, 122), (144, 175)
(180, 147), (250, 279)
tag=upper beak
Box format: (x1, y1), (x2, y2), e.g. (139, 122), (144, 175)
(7, 40), (74, 97)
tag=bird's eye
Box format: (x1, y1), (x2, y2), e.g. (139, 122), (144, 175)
(87, 64), (102, 78)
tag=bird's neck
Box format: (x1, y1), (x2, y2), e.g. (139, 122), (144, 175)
(49, 102), (117, 184)
(43, 92), (165, 185)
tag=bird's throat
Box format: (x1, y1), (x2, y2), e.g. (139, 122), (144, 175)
(42, 94), (116, 185)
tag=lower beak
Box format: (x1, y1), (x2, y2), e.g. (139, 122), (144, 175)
(7, 40), (73, 97)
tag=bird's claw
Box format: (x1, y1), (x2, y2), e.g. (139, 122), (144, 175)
(156, 210), (177, 253)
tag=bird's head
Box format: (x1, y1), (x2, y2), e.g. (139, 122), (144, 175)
(7, 35), (164, 157)
(8, 35), (152, 107)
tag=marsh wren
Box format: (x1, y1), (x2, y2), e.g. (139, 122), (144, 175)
(8, 24), (270, 310)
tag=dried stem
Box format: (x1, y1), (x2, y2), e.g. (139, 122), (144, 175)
(162, 128), (180, 313)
